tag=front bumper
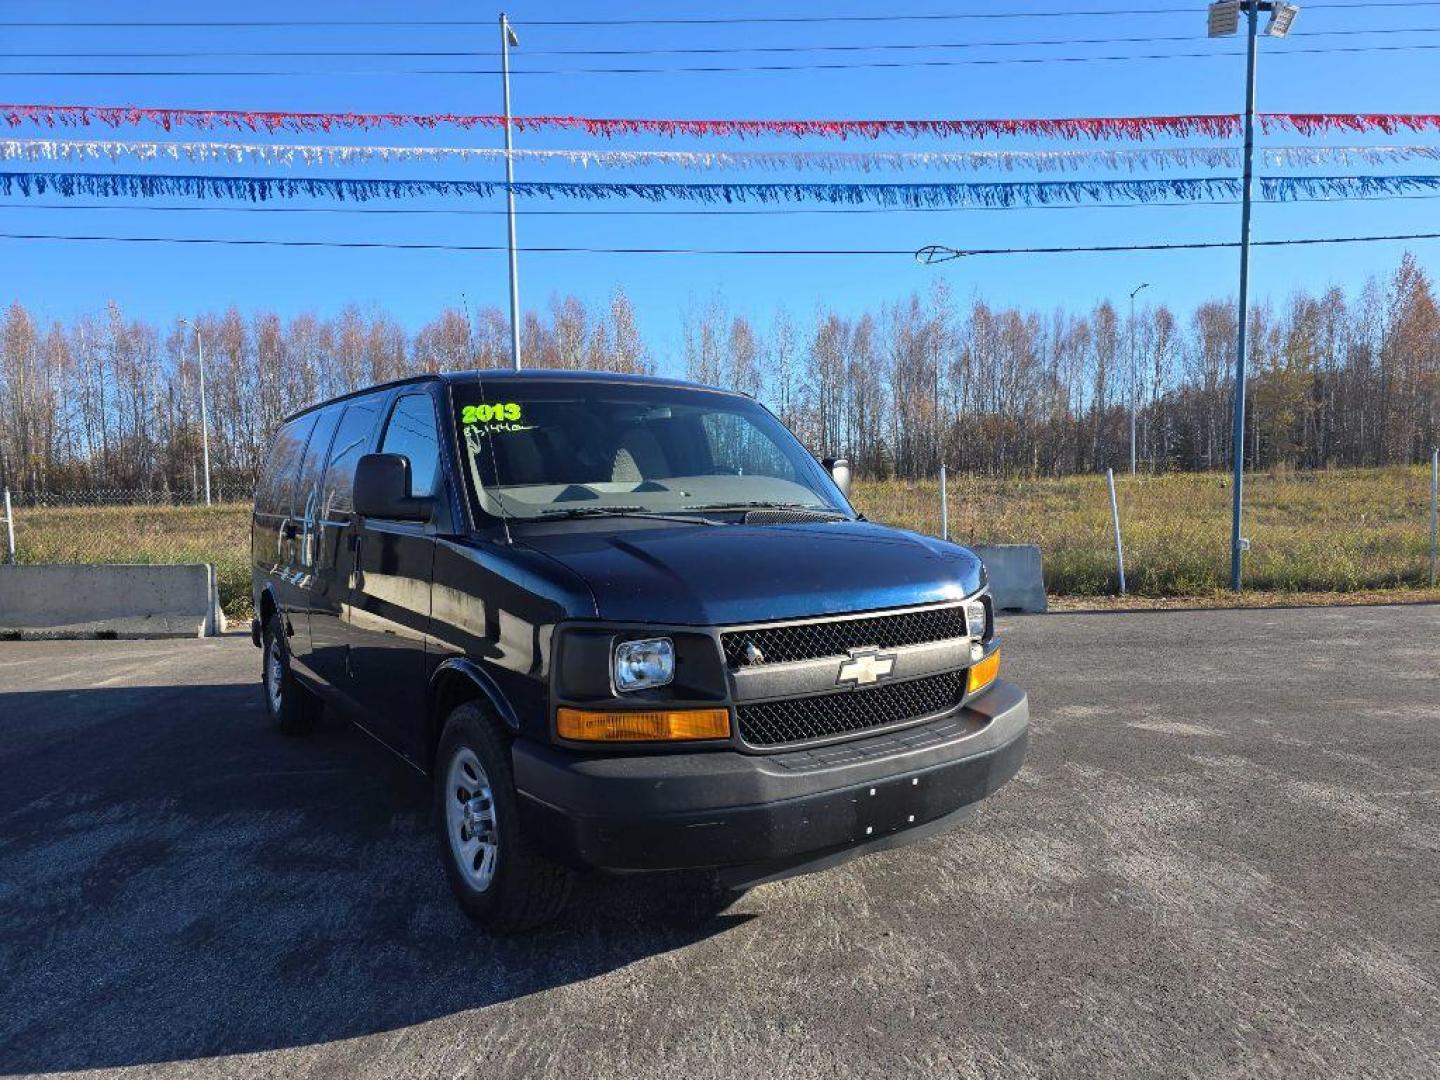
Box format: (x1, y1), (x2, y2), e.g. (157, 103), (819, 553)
(513, 678), (1028, 884)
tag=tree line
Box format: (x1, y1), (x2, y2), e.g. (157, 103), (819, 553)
(1, 252), (1436, 495)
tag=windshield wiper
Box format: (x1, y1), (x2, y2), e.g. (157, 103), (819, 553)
(534, 505), (719, 525)
(537, 505), (644, 518)
(681, 500), (844, 516)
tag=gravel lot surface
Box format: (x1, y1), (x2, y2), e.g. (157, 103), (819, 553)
(1, 605), (1436, 1079)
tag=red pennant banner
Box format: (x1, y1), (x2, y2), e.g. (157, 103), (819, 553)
(1261, 113), (1440, 136)
(2, 104), (1438, 141)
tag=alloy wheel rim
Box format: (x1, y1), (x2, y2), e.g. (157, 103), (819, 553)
(446, 747), (499, 891)
(265, 638), (284, 715)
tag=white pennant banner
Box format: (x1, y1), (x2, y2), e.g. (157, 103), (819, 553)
(3, 138), (1440, 173)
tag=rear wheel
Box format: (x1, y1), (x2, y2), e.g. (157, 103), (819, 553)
(261, 609), (319, 735)
(435, 702), (573, 932)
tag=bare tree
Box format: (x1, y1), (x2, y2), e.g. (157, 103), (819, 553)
(3, 253), (1439, 494)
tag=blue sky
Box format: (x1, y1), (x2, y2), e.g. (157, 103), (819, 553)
(2, 0), (1438, 371)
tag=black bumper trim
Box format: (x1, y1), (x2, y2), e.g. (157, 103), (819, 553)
(514, 684), (1028, 874)
(717, 802), (980, 891)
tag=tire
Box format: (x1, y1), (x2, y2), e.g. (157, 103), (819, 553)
(261, 609), (319, 736)
(435, 702), (573, 933)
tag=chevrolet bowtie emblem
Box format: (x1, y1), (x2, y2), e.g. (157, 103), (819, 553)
(836, 648), (896, 687)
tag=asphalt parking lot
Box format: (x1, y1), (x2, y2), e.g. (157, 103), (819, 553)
(1, 605), (1437, 1079)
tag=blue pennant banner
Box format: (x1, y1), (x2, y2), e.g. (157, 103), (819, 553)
(2, 171), (1439, 206)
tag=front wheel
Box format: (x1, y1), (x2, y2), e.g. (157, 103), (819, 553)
(261, 610), (319, 735)
(435, 703), (573, 933)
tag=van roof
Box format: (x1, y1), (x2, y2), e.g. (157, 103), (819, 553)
(282, 368), (742, 424)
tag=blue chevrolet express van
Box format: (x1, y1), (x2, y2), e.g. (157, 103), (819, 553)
(251, 370), (1028, 931)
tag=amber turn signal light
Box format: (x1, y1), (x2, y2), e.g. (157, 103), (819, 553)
(557, 707), (731, 742)
(966, 648), (1001, 695)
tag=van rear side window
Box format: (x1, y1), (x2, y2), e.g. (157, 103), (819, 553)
(256, 413), (317, 517)
(295, 406), (342, 524)
(321, 398), (382, 516)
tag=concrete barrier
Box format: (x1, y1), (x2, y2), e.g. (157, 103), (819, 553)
(971, 544), (1047, 614)
(0, 564), (227, 639)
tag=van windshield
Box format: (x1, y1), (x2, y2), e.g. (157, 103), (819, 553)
(450, 379), (849, 522)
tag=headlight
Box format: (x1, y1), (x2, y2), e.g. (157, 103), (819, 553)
(963, 598), (989, 640)
(613, 637), (675, 692)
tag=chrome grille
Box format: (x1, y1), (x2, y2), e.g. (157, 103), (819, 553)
(721, 605), (967, 668)
(736, 670), (966, 747)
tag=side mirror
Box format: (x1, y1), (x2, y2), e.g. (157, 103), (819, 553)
(354, 453), (432, 522)
(822, 456), (852, 498)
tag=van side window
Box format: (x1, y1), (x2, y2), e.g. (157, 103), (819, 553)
(256, 413), (317, 516)
(380, 393), (442, 498)
(321, 397), (382, 515)
(295, 406), (342, 526)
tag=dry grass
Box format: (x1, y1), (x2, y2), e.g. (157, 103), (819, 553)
(8, 466), (1436, 619)
(851, 465), (1438, 597)
(12, 502), (253, 618)
(1046, 588), (1440, 612)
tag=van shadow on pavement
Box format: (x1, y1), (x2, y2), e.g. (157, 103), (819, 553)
(0, 681), (751, 1074)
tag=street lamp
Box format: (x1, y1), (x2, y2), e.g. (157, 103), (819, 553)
(1205, 0), (1299, 590)
(1128, 282), (1150, 476)
(1265, 3), (1300, 37)
(1207, 1), (1241, 35)
(500, 12), (522, 371)
(177, 318), (212, 507)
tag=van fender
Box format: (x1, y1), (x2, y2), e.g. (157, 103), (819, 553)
(256, 583), (286, 638)
(427, 657), (521, 749)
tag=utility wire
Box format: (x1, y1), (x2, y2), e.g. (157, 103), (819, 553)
(13, 25), (1440, 58)
(6, 4), (1439, 28)
(4, 192), (1440, 219)
(8, 42), (1439, 75)
(0, 233), (913, 254)
(0, 231), (1437, 257)
(917, 232), (1440, 261)
(524, 1), (1440, 23)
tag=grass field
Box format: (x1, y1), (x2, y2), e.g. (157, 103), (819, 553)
(11, 503), (255, 620)
(9, 466), (1438, 621)
(855, 465), (1440, 597)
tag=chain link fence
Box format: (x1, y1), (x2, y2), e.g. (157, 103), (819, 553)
(2, 489), (254, 619)
(2, 465), (1437, 625)
(7, 483), (255, 509)
(856, 464), (1439, 597)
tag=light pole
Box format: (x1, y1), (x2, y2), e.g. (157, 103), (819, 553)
(1128, 282), (1150, 475)
(500, 12), (522, 371)
(1207, 0), (1299, 591)
(178, 318), (212, 506)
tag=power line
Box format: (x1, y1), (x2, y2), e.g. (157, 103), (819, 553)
(0, 230), (1437, 257)
(8, 42), (1438, 76)
(4, 191), (1440, 219)
(8, 3), (1437, 28)
(917, 232), (1440, 261)
(8, 2), (1440, 29)
(524, 2), (1440, 23)
(0, 233), (913, 255)
(13, 25), (1440, 58)
(0, 14), (1227, 27)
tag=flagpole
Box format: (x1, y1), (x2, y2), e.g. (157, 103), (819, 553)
(500, 13), (522, 371)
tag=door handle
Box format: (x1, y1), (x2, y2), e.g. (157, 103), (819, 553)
(282, 520), (299, 540)
(350, 534), (364, 592)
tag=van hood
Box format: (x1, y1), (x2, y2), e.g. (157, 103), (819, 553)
(517, 519), (984, 626)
